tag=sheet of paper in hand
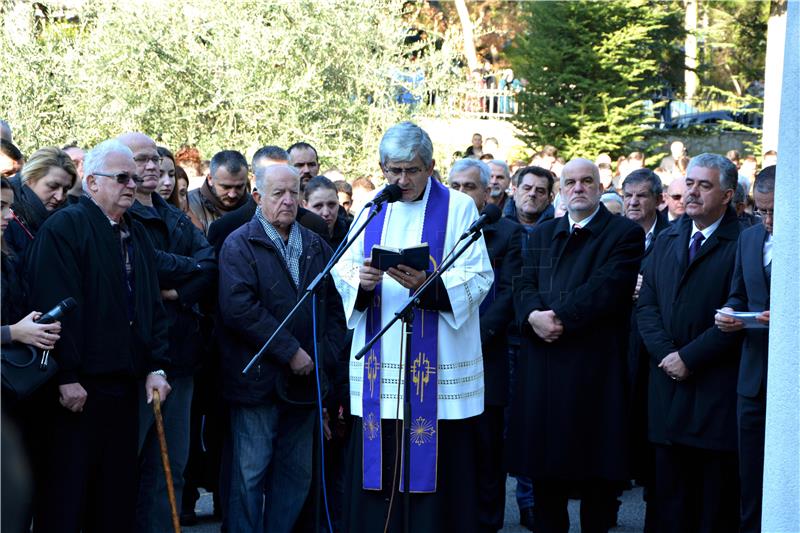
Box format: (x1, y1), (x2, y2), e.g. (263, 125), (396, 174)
(370, 243), (430, 272)
(716, 309), (769, 329)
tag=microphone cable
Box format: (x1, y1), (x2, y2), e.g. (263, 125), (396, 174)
(312, 294), (335, 533)
(384, 321), (408, 533)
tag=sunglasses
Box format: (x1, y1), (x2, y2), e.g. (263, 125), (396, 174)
(93, 172), (144, 185)
(669, 194), (683, 200)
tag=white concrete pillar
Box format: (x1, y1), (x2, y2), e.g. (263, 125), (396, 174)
(763, 0), (788, 154)
(762, 1), (800, 531)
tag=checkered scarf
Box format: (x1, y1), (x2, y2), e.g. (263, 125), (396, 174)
(255, 208), (302, 287)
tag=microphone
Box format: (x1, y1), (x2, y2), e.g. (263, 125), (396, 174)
(460, 204), (502, 240)
(365, 184), (403, 207)
(36, 298), (77, 325)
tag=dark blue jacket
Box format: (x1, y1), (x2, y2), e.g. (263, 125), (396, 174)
(725, 223), (770, 398)
(637, 206), (742, 451)
(129, 194), (217, 376)
(217, 217), (347, 405)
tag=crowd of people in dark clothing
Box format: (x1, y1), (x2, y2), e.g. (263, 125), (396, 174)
(0, 116), (778, 533)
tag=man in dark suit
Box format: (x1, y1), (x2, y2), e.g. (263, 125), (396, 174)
(509, 158), (644, 533)
(622, 168), (669, 530)
(715, 165), (775, 533)
(637, 153), (743, 533)
(449, 158), (522, 532)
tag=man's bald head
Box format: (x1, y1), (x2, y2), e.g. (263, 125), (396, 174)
(117, 132), (160, 192)
(560, 158), (600, 186)
(560, 158), (602, 221)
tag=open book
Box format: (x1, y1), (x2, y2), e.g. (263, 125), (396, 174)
(370, 243), (430, 272)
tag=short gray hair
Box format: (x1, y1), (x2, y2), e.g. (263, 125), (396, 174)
(449, 158), (490, 187)
(254, 163), (300, 194)
(601, 192), (623, 210)
(379, 121), (433, 168)
(686, 153), (738, 191)
(488, 159), (510, 179)
(82, 139), (134, 192)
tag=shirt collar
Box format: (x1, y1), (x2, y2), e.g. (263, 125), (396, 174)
(568, 204), (600, 231)
(690, 213), (724, 243)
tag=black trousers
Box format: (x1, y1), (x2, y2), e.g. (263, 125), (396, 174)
(33, 378), (139, 533)
(738, 391), (766, 533)
(654, 443), (739, 533)
(531, 478), (618, 533)
(343, 416), (481, 533)
(475, 405), (506, 532)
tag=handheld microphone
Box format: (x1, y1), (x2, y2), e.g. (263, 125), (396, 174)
(365, 184), (403, 207)
(460, 204), (502, 240)
(36, 298), (77, 325)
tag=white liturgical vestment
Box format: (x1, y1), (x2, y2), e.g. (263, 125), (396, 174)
(333, 178), (493, 420)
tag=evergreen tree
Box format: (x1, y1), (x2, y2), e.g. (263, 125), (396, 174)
(508, 0), (683, 159)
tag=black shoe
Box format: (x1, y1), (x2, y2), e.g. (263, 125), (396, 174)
(180, 511), (198, 527)
(519, 506), (535, 531)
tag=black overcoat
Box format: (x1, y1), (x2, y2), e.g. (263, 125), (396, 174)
(480, 216), (523, 407)
(25, 196), (170, 384)
(637, 207), (742, 451)
(508, 203), (644, 481)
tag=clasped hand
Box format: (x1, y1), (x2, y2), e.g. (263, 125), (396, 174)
(527, 310), (563, 343)
(659, 351), (689, 381)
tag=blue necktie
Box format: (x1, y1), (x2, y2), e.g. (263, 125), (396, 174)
(689, 232), (705, 262)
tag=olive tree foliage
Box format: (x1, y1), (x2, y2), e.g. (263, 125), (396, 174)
(0, 0), (464, 175)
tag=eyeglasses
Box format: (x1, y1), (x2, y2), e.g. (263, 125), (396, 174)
(93, 172), (144, 185)
(133, 155), (163, 166)
(384, 166), (423, 177)
(755, 209), (774, 218)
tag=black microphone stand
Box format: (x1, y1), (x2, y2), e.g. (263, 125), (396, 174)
(353, 229), (484, 533)
(241, 200), (389, 533)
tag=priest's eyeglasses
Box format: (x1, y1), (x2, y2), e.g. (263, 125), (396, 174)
(93, 171), (144, 185)
(384, 166), (423, 177)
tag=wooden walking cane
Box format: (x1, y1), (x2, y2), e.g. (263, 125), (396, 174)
(153, 389), (182, 533)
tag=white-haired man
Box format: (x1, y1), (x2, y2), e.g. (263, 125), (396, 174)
(27, 139), (171, 533)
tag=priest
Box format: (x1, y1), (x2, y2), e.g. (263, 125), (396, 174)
(333, 121), (493, 532)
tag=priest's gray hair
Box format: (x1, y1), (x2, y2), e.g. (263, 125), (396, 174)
(449, 158), (490, 187)
(254, 163), (300, 194)
(379, 121), (433, 167)
(686, 153), (738, 192)
(82, 140), (134, 193)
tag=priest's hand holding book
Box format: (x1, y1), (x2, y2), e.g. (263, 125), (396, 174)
(359, 258), (426, 291)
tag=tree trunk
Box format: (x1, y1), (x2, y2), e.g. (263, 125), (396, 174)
(684, 0), (699, 102)
(454, 0), (480, 75)
(762, 0), (788, 153)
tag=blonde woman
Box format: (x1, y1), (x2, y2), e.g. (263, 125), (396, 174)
(7, 147), (76, 255)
